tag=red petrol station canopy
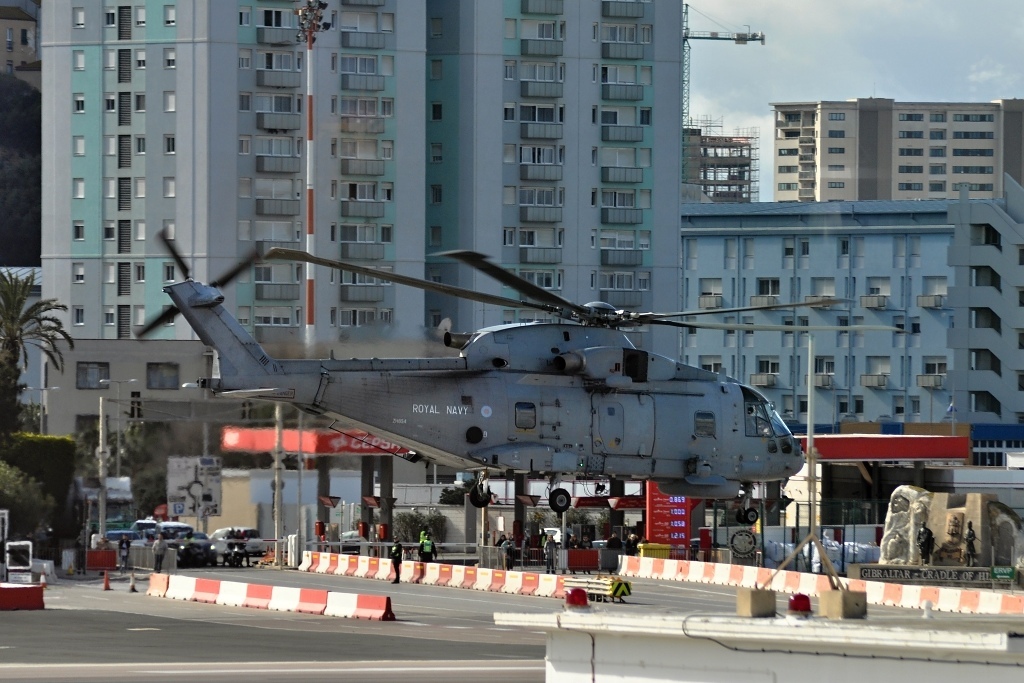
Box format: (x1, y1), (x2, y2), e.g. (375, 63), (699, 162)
(795, 434), (970, 462)
(221, 427), (412, 456)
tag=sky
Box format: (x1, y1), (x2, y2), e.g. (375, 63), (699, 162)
(687, 0), (1024, 200)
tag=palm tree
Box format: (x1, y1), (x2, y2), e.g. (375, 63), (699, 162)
(0, 270), (74, 436)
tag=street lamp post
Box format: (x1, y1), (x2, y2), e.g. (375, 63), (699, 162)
(99, 378), (137, 479)
(25, 386), (59, 434)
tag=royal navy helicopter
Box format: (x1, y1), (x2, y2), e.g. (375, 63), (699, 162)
(140, 232), (845, 523)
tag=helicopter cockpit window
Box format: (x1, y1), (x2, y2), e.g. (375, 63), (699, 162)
(694, 411), (716, 438)
(515, 402), (537, 430)
(745, 402), (773, 438)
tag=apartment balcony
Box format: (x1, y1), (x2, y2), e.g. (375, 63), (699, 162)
(341, 74), (385, 91)
(341, 0), (384, 5)
(600, 290), (643, 308)
(799, 136), (815, 145)
(698, 295), (723, 309)
(860, 374), (889, 388)
(600, 208), (643, 224)
(600, 249), (643, 266)
(256, 240), (300, 257)
(521, 39), (563, 57)
(521, 0), (564, 14)
(749, 374), (777, 388)
(601, 83), (644, 101)
(601, 125), (644, 142)
(340, 200), (385, 218)
(256, 155), (302, 173)
(256, 112), (301, 131)
(520, 122), (563, 139)
(256, 199), (300, 216)
(254, 325), (300, 345)
(917, 374), (945, 389)
(601, 166), (643, 183)
(601, 42), (644, 60)
(519, 206), (562, 223)
(340, 285), (385, 302)
(519, 247), (562, 264)
(256, 27), (296, 46)
(798, 171), (816, 181)
(254, 283), (300, 301)
(602, 1), (645, 18)
(798, 154), (815, 163)
(340, 116), (385, 134)
(813, 374), (834, 388)
(256, 70), (302, 88)
(340, 242), (386, 260)
(804, 294), (835, 308)
(340, 158), (385, 176)
(341, 31), (385, 49)
(798, 189), (816, 199)
(520, 81), (563, 98)
(860, 295), (888, 309)
(750, 295), (778, 307)
(520, 164), (563, 181)
(917, 294), (944, 309)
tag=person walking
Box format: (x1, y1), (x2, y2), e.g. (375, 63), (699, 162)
(118, 534), (131, 573)
(389, 538), (403, 584)
(152, 533), (168, 573)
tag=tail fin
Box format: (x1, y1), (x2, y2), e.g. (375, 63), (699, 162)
(164, 281), (283, 380)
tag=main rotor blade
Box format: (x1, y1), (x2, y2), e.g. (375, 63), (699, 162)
(634, 297), (849, 324)
(263, 248), (563, 314)
(652, 319), (900, 332)
(436, 250), (591, 319)
(158, 229), (190, 281)
(211, 248), (260, 288)
(136, 305), (180, 338)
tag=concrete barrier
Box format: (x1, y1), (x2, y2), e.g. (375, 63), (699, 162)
(0, 583), (44, 610)
(164, 575), (197, 601)
(146, 573), (169, 598)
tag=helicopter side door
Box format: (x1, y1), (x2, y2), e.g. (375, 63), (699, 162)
(592, 393), (654, 456)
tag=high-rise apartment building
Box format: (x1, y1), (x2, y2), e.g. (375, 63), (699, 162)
(41, 1), (683, 434)
(772, 98), (1024, 203)
(684, 117), (758, 203)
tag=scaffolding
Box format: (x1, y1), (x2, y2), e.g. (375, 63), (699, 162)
(686, 116), (760, 203)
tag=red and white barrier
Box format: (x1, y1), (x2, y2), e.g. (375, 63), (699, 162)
(615, 555), (1024, 616)
(146, 573), (391, 620)
(0, 583), (44, 610)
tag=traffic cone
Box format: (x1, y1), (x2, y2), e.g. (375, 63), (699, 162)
(39, 572), (48, 590)
(103, 570), (111, 591)
(129, 572), (138, 593)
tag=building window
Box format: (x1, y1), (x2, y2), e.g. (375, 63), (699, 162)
(73, 93), (85, 113)
(898, 130), (924, 138)
(163, 91), (175, 111)
(430, 143), (442, 163)
(430, 102), (442, 120)
(147, 362), (179, 390)
(135, 49), (146, 68)
(828, 112), (846, 120)
(827, 130), (845, 138)
(135, 93), (146, 111)
(778, 148), (798, 156)
(827, 147), (845, 154)
(163, 177), (176, 197)
(164, 48), (175, 68)
(73, 7), (85, 28)
(238, 49), (251, 69)
(898, 183), (924, 191)
(164, 5), (176, 26)
(73, 221), (85, 240)
(135, 6), (146, 26)
(827, 181), (845, 188)
(135, 136), (146, 154)
(430, 185), (442, 204)
(899, 113), (924, 121)
(164, 135), (175, 154)
(72, 178), (85, 198)
(77, 362), (111, 388)
(73, 50), (85, 70)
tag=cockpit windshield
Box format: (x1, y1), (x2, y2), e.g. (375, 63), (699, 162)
(769, 409), (792, 437)
(741, 386), (792, 438)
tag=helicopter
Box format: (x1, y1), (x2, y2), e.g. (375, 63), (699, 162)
(140, 232), (855, 523)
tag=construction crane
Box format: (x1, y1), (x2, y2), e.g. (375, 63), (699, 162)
(681, 3), (765, 181)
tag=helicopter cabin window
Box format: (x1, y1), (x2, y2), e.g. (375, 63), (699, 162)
(693, 411), (716, 438)
(515, 402), (537, 430)
(744, 402), (773, 438)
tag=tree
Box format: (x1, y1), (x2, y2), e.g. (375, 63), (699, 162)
(0, 459), (54, 537)
(438, 480), (474, 505)
(0, 270), (74, 439)
(0, 75), (42, 267)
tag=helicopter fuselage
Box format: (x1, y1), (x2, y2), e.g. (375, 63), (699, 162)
(196, 311), (804, 500)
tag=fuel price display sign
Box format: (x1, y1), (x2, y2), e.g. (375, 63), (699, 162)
(645, 481), (691, 546)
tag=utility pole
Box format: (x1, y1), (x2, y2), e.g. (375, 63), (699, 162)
(96, 396), (108, 539)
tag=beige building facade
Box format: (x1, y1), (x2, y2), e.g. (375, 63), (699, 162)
(772, 98), (1024, 202)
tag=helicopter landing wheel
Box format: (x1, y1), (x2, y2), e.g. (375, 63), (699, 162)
(549, 487), (572, 514)
(468, 483), (491, 508)
(735, 507), (759, 525)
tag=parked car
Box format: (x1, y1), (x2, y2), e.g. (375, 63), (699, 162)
(128, 519), (159, 541)
(209, 527), (266, 565)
